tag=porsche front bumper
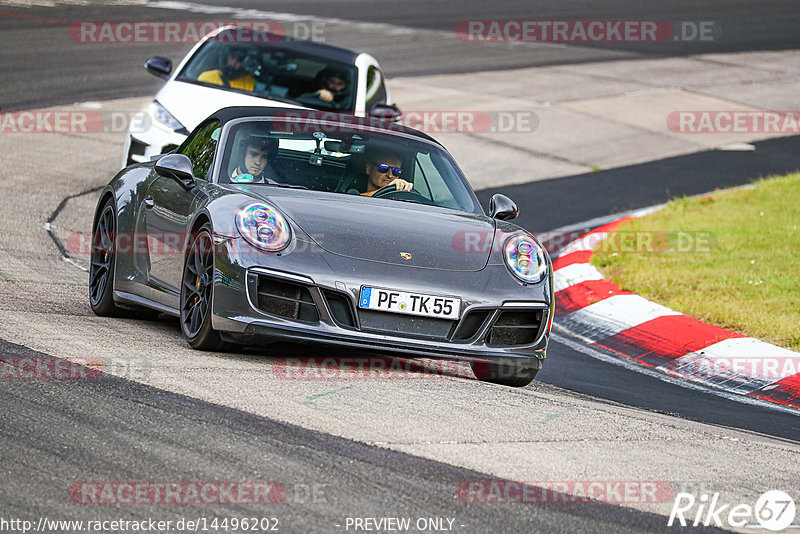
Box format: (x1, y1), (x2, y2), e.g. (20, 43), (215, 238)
(212, 252), (552, 368)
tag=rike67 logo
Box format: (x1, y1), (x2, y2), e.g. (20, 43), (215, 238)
(669, 490), (797, 531)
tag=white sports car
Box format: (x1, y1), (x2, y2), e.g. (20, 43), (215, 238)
(124, 25), (401, 166)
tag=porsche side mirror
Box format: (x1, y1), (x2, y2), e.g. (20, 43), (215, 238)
(155, 154), (194, 186)
(144, 56), (172, 80)
(489, 194), (518, 221)
(369, 103), (402, 122)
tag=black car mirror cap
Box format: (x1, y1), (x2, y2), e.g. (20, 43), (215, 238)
(369, 103), (402, 122)
(489, 194), (519, 221)
(144, 56), (173, 80)
(154, 153), (195, 185)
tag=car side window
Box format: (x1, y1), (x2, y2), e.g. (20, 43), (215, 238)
(180, 120), (221, 179)
(414, 152), (460, 209)
(365, 66), (387, 110)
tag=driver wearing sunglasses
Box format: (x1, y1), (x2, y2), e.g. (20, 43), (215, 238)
(361, 152), (413, 196)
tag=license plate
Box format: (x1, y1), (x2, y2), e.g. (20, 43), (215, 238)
(359, 286), (461, 320)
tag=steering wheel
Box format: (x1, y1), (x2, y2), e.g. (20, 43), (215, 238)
(371, 184), (431, 203)
(371, 184), (398, 197)
(294, 94), (325, 106)
(294, 93), (345, 110)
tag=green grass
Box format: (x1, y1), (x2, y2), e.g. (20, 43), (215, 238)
(591, 173), (800, 351)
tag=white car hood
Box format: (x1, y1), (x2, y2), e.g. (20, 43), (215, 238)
(157, 80), (303, 132)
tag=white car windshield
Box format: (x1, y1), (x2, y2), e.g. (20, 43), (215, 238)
(177, 38), (357, 112)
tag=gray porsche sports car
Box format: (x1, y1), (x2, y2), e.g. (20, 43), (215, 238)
(90, 107), (553, 386)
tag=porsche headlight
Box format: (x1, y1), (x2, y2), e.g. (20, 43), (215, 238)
(151, 101), (187, 133)
(236, 203), (291, 252)
(504, 234), (547, 283)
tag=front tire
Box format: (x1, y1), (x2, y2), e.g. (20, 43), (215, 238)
(89, 199), (125, 317)
(180, 223), (226, 351)
(471, 361), (539, 387)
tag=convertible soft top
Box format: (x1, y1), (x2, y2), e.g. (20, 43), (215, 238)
(210, 106), (442, 146)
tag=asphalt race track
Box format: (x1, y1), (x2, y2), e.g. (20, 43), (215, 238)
(1, 2), (800, 533)
(3, 0), (800, 111)
(3, 338), (721, 534)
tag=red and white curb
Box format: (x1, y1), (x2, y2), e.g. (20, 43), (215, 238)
(551, 216), (800, 411)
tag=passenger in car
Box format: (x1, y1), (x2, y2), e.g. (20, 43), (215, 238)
(360, 152), (413, 196)
(230, 136), (281, 184)
(198, 47), (256, 92)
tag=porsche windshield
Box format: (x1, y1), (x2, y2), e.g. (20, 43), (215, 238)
(218, 118), (481, 214)
(177, 39), (357, 112)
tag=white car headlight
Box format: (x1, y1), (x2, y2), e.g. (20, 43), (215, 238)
(236, 203), (292, 252)
(503, 233), (547, 283)
(151, 101), (187, 133)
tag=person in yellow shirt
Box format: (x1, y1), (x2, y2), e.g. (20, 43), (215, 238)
(361, 152), (413, 196)
(197, 47), (256, 92)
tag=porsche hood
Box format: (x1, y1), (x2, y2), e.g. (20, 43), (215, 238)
(260, 193), (495, 271)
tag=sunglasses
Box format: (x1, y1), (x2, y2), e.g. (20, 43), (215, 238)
(373, 163), (403, 176)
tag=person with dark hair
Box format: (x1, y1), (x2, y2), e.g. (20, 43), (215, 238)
(360, 151), (412, 196)
(231, 136), (280, 184)
(198, 46), (256, 92)
(299, 68), (350, 109)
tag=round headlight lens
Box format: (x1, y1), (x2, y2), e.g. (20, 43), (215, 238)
(504, 234), (547, 283)
(236, 203), (291, 252)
